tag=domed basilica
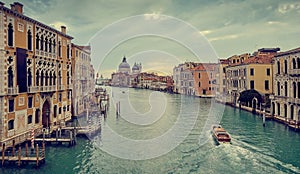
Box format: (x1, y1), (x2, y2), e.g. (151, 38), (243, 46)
(111, 56), (142, 87)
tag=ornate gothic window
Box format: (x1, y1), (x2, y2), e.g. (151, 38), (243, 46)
(284, 60), (287, 74)
(8, 66), (13, 87)
(53, 40), (56, 53)
(41, 71), (44, 86)
(40, 35), (44, 50)
(293, 82), (296, 98)
(45, 37), (48, 52)
(277, 82), (280, 96)
(36, 34), (39, 50)
(58, 41), (61, 57)
(293, 58), (296, 69)
(284, 81), (288, 96)
(36, 71), (40, 86)
(27, 30), (32, 51)
(27, 68), (32, 87)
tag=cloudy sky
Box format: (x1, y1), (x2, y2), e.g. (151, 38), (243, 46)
(2, 0), (300, 77)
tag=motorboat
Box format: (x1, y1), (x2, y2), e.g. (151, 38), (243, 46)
(212, 125), (231, 144)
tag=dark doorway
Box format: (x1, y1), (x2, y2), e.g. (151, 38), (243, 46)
(42, 100), (50, 128)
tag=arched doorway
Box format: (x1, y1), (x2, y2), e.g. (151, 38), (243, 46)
(290, 105), (294, 120)
(284, 104), (287, 118)
(272, 102), (275, 116)
(42, 100), (50, 128)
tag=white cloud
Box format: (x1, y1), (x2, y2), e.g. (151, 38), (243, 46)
(144, 12), (162, 20)
(278, 2), (300, 14)
(209, 34), (240, 42)
(200, 30), (213, 35)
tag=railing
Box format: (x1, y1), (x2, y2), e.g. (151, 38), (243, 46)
(288, 97), (300, 104)
(7, 86), (19, 95)
(28, 86), (39, 93)
(41, 85), (57, 92)
(58, 85), (65, 91)
(66, 84), (72, 89)
(288, 69), (300, 75)
(7, 130), (15, 137)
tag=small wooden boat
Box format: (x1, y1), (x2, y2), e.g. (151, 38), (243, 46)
(212, 125), (231, 144)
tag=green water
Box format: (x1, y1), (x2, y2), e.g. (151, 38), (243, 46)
(1, 87), (300, 174)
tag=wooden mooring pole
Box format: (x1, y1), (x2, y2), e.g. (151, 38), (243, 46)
(36, 144), (39, 167)
(2, 143), (5, 166)
(18, 146), (21, 167)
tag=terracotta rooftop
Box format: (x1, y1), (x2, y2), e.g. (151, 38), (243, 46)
(243, 55), (273, 64)
(192, 63), (217, 71)
(275, 47), (300, 57)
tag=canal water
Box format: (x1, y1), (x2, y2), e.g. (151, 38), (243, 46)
(1, 87), (300, 174)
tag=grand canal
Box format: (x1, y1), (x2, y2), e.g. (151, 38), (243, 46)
(1, 87), (300, 174)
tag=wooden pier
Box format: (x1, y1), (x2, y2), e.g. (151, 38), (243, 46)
(32, 128), (77, 146)
(1, 143), (46, 167)
(62, 125), (101, 137)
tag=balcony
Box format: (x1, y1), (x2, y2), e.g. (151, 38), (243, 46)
(58, 85), (65, 91)
(288, 69), (300, 75)
(40, 85), (57, 92)
(7, 86), (19, 95)
(28, 86), (39, 93)
(288, 97), (300, 104)
(66, 84), (72, 89)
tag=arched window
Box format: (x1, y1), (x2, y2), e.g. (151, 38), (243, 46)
(58, 71), (62, 85)
(45, 37), (48, 52)
(277, 61), (280, 74)
(27, 115), (32, 124)
(277, 103), (281, 116)
(41, 71), (44, 86)
(49, 72), (52, 86)
(293, 58), (296, 69)
(49, 40), (52, 53)
(298, 82), (300, 98)
(27, 68), (32, 87)
(277, 82), (280, 96)
(67, 45), (70, 58)
(284, 59), (287, 74)
(298, 58), (300, 69)
(291, 105), (294, 120)
(36, 71), (39, 86)
(53, 72), (56, 85)
(284, 81), (288, 96)
(8, 23), (13, 47)
(198, 81), (201, 87)
(40, 35), (44, 51)
(8, 120), (14, 130)
(293, 82), (296, 98)
(27, 30), (32, 51)
(58, 41), (61, 57)
(284, 104), (287, 118)
(67, 72), (70, 85)
(8, 66), (13, 87)
(45, 72), (48, 86)
(53, 40), (56, 53)
(36, 34), (39, 50)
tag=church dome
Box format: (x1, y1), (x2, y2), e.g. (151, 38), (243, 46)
(132, 63), (139, 71)
(118, 56), (130, 73)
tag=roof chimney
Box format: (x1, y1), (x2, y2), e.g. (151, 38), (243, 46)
(11, 2), (23, 14)
(61, 26), (66, 34)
